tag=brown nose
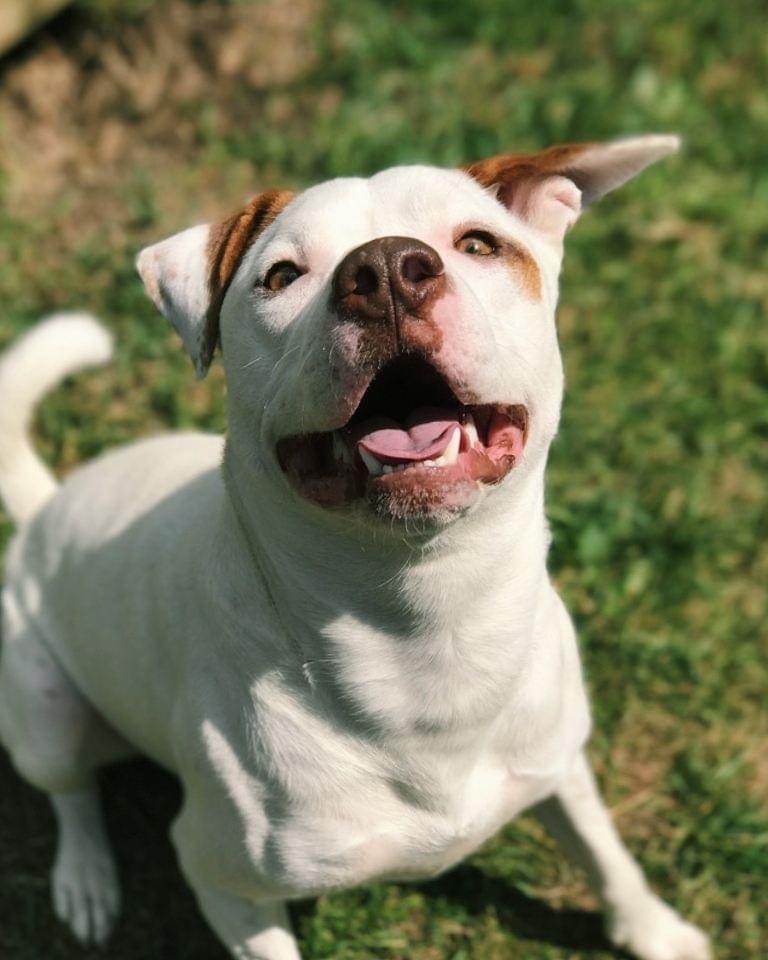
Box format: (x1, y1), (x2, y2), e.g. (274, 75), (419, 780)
(332, 236), (445, 324)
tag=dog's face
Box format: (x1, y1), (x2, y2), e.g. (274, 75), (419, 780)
(138, 136), (677, 525)
(221, 167), (556, 524)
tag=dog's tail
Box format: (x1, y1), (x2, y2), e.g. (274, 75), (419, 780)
(0, 313), (113, 525)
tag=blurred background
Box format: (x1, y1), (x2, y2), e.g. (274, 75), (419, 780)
(0, 1), (765, 958)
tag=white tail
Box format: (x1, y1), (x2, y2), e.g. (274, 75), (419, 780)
(0, 313), (113, 524)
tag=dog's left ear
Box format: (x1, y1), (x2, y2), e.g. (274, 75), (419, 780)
(464, 134), (680, 248)
(136, 190), (295, 378)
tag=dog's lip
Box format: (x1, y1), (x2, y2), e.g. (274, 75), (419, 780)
(275, 398), (528, 511)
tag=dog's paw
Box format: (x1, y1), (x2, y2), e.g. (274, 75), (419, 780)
(607, 894), (712, 960)
(51, 834), (121, 946)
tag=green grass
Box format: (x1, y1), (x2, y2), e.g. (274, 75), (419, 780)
(1, 1), (766, 958)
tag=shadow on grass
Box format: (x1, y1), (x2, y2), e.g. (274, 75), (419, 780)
(413, 866), (611, 953)
(0, 752), (614, 958)
(0, 755), (223, 959)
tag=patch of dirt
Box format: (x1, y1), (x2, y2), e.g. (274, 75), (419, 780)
(0, 0), (318, 227)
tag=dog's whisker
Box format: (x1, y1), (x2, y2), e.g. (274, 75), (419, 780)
(241, 355), (264, 370)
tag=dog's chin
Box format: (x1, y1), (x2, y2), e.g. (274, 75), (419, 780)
(276, 355), (528, 523)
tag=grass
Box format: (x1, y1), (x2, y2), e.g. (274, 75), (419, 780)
(0, 0), (766, 957)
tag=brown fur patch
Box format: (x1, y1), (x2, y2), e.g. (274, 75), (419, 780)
(462, 141), (595, 197)
(199, 188), (295, 371)
(504, 241), (542, 301)
(398, 310), (444, 355)
(352, 290), (447, 372)
(393, 267), (447, 357)
(454, 220), (542, 301)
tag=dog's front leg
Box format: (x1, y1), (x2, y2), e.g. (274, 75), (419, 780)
(533, 751), (711, 960)
(189, 883), (301, 960)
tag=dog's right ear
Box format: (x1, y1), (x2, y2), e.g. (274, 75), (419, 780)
(464, 134), (680, 249)
(136, 190), (295, 378)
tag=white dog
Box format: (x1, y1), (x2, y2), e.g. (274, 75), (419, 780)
(0, 135), (711, 960)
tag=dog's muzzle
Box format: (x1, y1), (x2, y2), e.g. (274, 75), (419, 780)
(275, 236), (527, 520)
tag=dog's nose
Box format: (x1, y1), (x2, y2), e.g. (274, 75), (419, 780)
(332, 237), (445, 323)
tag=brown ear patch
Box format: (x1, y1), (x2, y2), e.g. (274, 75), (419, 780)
(463, 142), (595, 206)
(198, 189), (295, 372)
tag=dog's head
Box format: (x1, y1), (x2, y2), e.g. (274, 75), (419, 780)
(138, 135), (677, 526)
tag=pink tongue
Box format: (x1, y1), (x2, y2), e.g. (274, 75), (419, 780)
(356, 407), (461, 465)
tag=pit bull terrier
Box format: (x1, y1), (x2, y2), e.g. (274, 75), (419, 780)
(0, 134), (711, 960)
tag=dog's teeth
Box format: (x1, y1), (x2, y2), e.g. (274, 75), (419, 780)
(443, 427), (461, 465)
(359, 447), (384, 477)
(382, 465), (394, 474)
(464, 415), (479, 448)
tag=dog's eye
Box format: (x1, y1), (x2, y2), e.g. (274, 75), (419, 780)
(455, 231), (498, 257)
(264, 261), (303, 292)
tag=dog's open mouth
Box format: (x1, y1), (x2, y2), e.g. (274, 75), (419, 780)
(276, 356), (528, 515)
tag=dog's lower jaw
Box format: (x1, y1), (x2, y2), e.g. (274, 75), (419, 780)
(276, 438), (520, 523)
(366, 469), (481, 523)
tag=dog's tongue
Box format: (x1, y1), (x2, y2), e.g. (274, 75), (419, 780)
(355, 407), (461, 465)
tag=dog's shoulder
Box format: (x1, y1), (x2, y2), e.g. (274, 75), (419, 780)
(13, 433), (224, 557)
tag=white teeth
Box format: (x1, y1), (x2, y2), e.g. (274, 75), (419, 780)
(463, 414), (479, 448)
(359, 447), (384, 477)
(382, 465), (395, 474)
(442, 426), (461, 465)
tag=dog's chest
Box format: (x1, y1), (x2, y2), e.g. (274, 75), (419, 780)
(201, 600), (587, 900)
(262, 741), (562, 897)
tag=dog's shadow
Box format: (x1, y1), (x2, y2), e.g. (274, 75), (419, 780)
(0, 754), (614, 958)
(412, 867), (609, 953)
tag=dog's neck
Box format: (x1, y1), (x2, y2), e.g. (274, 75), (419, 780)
(222, 442), (556, 735)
